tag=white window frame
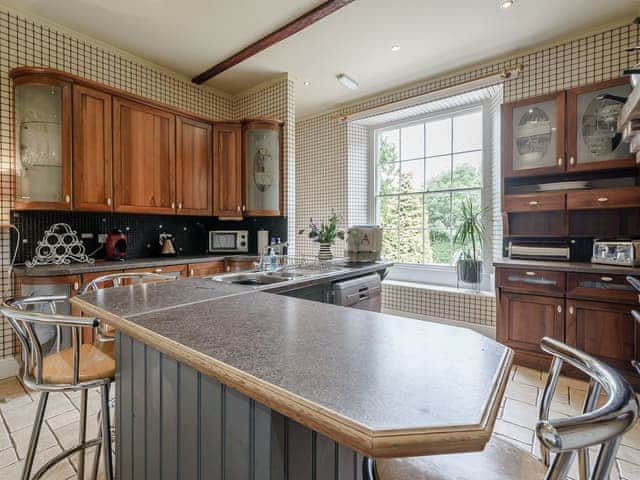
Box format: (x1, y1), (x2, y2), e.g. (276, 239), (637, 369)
(368, 100), (494, 287)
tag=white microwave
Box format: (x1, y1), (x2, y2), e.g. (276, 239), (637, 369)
(209, 230), (248, 253)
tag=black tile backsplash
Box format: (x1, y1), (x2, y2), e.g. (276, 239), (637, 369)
(10, 211), (287, 264)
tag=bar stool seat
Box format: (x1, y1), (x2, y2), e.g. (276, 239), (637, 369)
(375, 436), (546, 480)
(33, 342), (115, 384)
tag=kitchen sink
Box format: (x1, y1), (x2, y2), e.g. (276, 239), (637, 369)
(210, 272), (292, 286)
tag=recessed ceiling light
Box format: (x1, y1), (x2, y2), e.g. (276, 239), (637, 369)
(303, 81), (311, 86)
(391, 45), (400, 52)
(336, 73), (359, 90)
(501, 0), (514, 8)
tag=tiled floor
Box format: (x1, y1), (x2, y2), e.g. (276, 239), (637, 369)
(0, 366), (639, 479)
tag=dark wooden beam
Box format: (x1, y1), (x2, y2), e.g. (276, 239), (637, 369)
(192, 0), (355, 84)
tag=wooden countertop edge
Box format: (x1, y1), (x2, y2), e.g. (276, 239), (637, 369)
(71, 296), (513, 458)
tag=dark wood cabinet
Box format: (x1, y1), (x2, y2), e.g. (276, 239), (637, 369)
(566, 300), (637, 371)
(213, 122), (243, 217)
(566, 186), (640, 210)
(188, 261), (225, 277)
(497, 291), (564, 354)
(72, 85), (113, 211)
(503, 192), (565, 213)
(176, 117), (212, 215)
(113, 98), (176, 214)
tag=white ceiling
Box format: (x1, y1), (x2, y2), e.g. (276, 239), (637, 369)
(4, 0), (640, 117)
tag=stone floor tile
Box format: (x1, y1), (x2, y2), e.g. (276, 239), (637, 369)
(504, 380), (538, 405)
(502, 398), (539, 429)
(69, 389), (102, 417)
(618, 458), (640, 480)
(47, 409), (81, 431)
(2, 392), (75, 432)
(512, 366), (545, 387)
(0, 444), (75, 480)
(494, 433), (532, 453)
(493, 419), (534, 445)
(0, 446), (17, 468)
(53, 414), (99, 451)
(616, 444), (640, 467)
(0, 378), (33, 410)
(622, 421), (640, 450)
(12, 422), (57, 459)
(0, 418), (11, 451)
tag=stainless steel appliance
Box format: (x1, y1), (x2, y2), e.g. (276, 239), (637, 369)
(209, 230), (248, 253)
(507, 241), (570, 261)
(333, 273), (382, 311)
(592, 240), (640, 267)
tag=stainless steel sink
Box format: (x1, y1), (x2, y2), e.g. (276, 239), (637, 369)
(210, 272), (292, 286)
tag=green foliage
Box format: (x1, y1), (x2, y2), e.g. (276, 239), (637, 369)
(298, 211), (345, 244)
(452, 197), (487, 262)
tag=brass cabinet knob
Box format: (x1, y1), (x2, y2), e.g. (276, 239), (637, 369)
(106, 197), (112, 206)
(569, 156), (575, 165)
(528, 201), (539, 206)
(65, 195), (71, 203)
(557, 305), (562, 313)
(557, 157), (563, 166)
(569, 305), (575, 315)
(597, 197), (609, 203)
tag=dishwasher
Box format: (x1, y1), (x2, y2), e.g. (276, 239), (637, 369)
(333, 273), (382, 311)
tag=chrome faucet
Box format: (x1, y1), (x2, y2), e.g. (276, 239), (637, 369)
(257, 241), (288, 271)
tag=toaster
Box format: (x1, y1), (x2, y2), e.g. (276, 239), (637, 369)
(591, 240), (640, 267)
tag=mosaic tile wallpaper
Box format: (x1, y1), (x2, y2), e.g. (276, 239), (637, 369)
(0, 7), (294, 360)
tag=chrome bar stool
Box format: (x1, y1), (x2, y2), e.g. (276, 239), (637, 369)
(366, 337), (639, 480)
(81, 271), (175, 342)
(1, 295), (115, 480)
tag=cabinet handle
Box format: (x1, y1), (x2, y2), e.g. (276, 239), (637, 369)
(171, 202), (176, 209)
(569, 305), (574, 315)
(155, 268), (163, 273)
(528, 201), (539, 206)
(242, 205), (246, 212)
(569, 156), (575, 165)
(65, 195), (71, 204)
(237, 206), (241, 212)
(557, 305), (562, 313)
(106, 197), (112, 206)
(190, 269), (194, 277)
(73, 281), (79, 291)
(597, 197), (609, 203)
(557, 157), (563, 166)
(600, 276), (613, 282)
(178, 202), (183, 210)
(525, 271), (536, 276)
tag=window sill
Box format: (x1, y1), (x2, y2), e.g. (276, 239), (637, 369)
(383, 279), (496, 298)
(385, 263), (494, 292)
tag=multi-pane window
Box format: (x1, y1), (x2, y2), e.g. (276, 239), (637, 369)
(375, 107), (483, 265)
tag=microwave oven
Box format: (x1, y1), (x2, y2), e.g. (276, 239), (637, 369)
(209, 230), (248, 253)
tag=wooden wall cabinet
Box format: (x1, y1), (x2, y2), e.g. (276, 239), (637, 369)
(213, 123), (243, 216)
(72, 85), (113, 211)
(113, 97), (176, 214)
(176, 117), (212, 215)
(13, 73), (73, 210)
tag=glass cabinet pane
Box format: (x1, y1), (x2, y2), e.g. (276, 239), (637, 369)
(576, 83), (631, 164)
(512, 99), (558, 171)
(245, 126), (280, 213)
(15, 84), (64, 203)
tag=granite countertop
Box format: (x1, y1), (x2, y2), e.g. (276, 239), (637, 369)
(72, 263), (511, 458)
(12, 254), (260, 277)
(494, 258), (640, 276)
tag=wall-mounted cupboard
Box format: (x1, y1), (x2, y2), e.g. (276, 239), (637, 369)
(502, 78), (634, 178)
(10, 67), (283, 218)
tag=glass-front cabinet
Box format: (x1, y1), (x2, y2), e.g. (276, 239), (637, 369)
(567, 78), (633, 172)
(502, 92), (565, 177)
(13, 72), (72, 210)
(243, 119), (282, 216)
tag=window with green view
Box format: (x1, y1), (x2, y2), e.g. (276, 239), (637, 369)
(375, 107), (483, 265)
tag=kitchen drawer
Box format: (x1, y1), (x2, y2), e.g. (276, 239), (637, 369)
(127, 264), (187, 280)
(496, 267), (565, 296)
(504, 192), (565, 213)
(567, 187), (640, 210)
(567, 272), (637, 305)
(81, 269), (123, 290)
(188, 261), (225, 277)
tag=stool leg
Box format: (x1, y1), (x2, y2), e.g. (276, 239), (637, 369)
(99, 384), (114, 480)
(78, 389), (88, 479)
(22, 392), (49, 480)
(90, 410), (102, 480)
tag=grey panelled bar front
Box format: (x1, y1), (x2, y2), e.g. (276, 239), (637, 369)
(116, 333), (364, 480)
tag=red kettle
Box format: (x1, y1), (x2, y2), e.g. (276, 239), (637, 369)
(105, 229), (127, 260)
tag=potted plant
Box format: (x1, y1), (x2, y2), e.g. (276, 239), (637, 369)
(298, 211), (345, 260)
(453, 198), (487, 284)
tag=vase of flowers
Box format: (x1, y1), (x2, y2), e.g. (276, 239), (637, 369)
(298, 211), (344, 261)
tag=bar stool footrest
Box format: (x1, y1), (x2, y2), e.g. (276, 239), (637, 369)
(32, 437), (102, 480)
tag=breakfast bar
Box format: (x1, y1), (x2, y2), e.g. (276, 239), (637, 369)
(72, 278), (513, 480)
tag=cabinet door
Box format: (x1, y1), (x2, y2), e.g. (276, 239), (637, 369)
(113, 98), (176, 214)
(73, 85), (113, 211)
(213, 123), (243, 216)
(80, 270), (124, 290)
(503, 192), (566, 213)
(497, 292), (564, 353)
(188, 261), (225, 277)
(13, 75), (72, 210)
(566, 300), (636, 371)
(502, 92), (566, 178)
(176, 117), (212, 215)
(127, 264), (187, 280)
(243, 120), (282, 216)
(566, 186), (640, 210)
(226, 259), (258, 272)
(566, 78), (633, 172)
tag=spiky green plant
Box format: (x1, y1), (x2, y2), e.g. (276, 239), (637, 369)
(453, 198), (487, 262)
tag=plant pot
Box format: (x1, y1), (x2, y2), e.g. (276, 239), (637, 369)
(457, 259), (482, 284)
(318, 242), (333, 261)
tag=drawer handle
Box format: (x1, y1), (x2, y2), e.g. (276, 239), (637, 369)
(557, 157), (563, 166)
(171, 202), (176, 209)
(525, 271), (536, 276)
(65, 195), (71, 204)
(528, 201), (539, 206)
(73, 281), (79, 291)
(557, 305), (562, 313)
(178, 202), (183, 210)
(600, 276), (613, 282)
(106, 197), (112, 206)
(155, 268), (163, 273)
(569, 305), (574, 315)
(237, 206), (241, 212)
(597, 197), (609, 203)
(190, 269), (194, 277)
(569, 156), (575, 165)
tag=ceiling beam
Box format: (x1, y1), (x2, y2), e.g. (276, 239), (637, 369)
(191, 0), (355, 84)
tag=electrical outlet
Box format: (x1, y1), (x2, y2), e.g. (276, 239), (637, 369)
(98, 234), (108, 244)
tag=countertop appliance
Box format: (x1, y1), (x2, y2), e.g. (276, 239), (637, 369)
(159, 232), (177, 256)
(345, 225), (382, 263)
(105, 229), (127, 260)
(333, 273), (382, 311)
(592, 239), (640, 267)
(507, 241), (570, 261)
(209, 230), (248, 253)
